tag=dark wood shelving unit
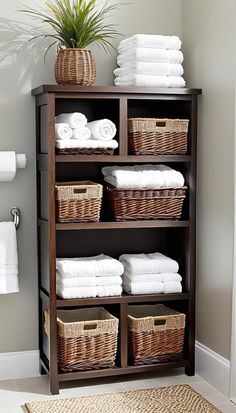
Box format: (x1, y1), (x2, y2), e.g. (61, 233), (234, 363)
(32, 84), (201, 395)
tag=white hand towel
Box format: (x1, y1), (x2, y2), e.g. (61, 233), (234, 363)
(56, 112), (87, 128)
(114, 74), (186, 88)
(72, 127), (91, 140)
(56, 254), (124, 277)
(56, 284), (97, 299)
(0, 222), (19, 294)
(97, 285), (122, 297)
(55, 123), (73, 141)
(117, 49), (184, 66)
(118, 35), (182, 53)
(124, 273), (182, 283)
(87, 119), (117, 141)
(119, 252), (179, 275)
(57, 273), (122, 287)
(56, 139), (119, 150)
(114, 63), (184, 77)
(123, 281), (164, 295)
(163, 281), (182, 293)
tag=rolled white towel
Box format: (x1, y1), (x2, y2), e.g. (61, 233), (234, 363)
(56, 139), (119, 150)
(117, 49), (184, 66)
(123, 280), (164, 295)
(56, 112), (87, 128)
(119, 252), (179, 275)
(114, 62), (184, 77)
(118, 34), (182, 53)
(163, 281), (182, 293)
(97, 285), (122, 297)
(56, 284), (97, 299)
(72, 127), (91, 140)
(114, 74), (186, 88)
(57, 272), (122, 287)
(55, 123), (73, 141)
(124, 273), (182, 283)
(87, 119), (117, 141)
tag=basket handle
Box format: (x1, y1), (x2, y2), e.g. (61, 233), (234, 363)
(153, 316), (167, 329)
(74, 188), (87, 194)
(156, 121), (166, 128)
(83, 322), (98, 330)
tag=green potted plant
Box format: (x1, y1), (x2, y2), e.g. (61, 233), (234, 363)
(22, 0), (121, 85)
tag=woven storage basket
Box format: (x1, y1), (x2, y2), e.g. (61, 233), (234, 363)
(55, 48), (96, 85)
(56, 147), (115, 156)
(128, 118), (189, 155)
(128, 304), (185, 365)
(44, 308), (119, 372)
(106, 184), (187, 221)
(56, 181), (103, 223)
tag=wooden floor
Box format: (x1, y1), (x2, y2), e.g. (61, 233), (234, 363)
(0, 370), (235, 412)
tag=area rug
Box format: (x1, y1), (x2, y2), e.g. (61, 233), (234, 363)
(25, 384), (222, 413)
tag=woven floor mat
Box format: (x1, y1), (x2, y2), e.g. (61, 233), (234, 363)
(25, 384), (222, 413)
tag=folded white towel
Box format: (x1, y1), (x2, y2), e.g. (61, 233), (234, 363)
(0, 222), (19, 294)
(57, 272), (122, 287)
(55, 123), (73, 141)
(114, 63), (184, 77)
(123, 280), (164, 295)
(56, 284), (97, 299)
(114, 74), (186, 88)
(118, 35), (182, 53)
(163, 281), (182, 293)
(117, 49), (184, 66)
(56, 254), (124, 278)
(72, 127), (91, 140)
(56, 112), (87, 128)
(102, 164), (185, 189)
(87, 119), (117, 141)
(97, 285), (122, 297)
(56, 139), (119, 150)
(124, 273), (182, 283)
(120, 252), (179, 275)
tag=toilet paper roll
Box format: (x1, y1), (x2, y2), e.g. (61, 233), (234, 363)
(0, 151), (27, 181)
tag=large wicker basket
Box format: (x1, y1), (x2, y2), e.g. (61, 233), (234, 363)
(106, 184), (187, 221)
(56, 181), (103, 223)
(128, 118), (189, 155)
(128, 304), (185, 365)
(44, 308), (119, 372)
(55, 48), (96, 85)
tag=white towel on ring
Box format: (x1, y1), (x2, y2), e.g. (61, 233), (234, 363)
(87, 119), (117, 141)
(114, 63), (184, 77)
(72, 127), (91, 140)
(117, 49), (184, 66)
(55, 123), (73, 140)
(163, 281), (182, 293)
(56, 112), (87, 128)
(123, 281), (164, 295)
(56, 139), (119, 150)
(57, 273), (122, 287)
(124, 273), (182, 283)
(0, 222), (19, 294)
(118, 35), (182, 53)
(97, 285), (122, 297)
(119, 252), (179, 275)
(114, 75), (186, 88)
(56, 284), (97, 299)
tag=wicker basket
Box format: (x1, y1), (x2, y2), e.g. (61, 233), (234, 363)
(106, 184), (187, 221)
(56, 147), (115, 156)
(128, 304), (186, 365)
(55, 48), (96, 85)
(56, 181), (103, 223)
(44, 308), (119, 372)
(128, 118), (189, 155)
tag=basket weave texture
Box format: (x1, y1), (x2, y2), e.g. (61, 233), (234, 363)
(128, 118), (189, 155)
(56, 181), (103, 223)
(55, 48), (96, 86)
(56, 147), (115, 156)
(44, 308), (119, 372)
(106, 184), (187, 221)
(128, 304), (185, 365)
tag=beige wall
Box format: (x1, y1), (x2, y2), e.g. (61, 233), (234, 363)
(0, 0), (182, 353)
(182, 0), (236, 359)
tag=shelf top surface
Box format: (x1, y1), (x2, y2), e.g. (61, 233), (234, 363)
(32, 84), (202, 96)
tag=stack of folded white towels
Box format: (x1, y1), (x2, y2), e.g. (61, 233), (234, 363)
(56, 254), (124, 299)
(102, 164), (185, 189)
(120, 252), (182, 295)
(55, 112), (118, 152)
(114, 34), (185, 88)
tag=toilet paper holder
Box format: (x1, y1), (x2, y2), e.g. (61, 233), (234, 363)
(10, 207), (20, 230)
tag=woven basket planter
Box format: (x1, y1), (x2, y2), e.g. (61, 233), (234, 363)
(128, 304), (185, 365)
(56, 181), (103, 223)
(106, 184), (187, 221)
(55, 48), (96, 86)
(128, 118), (189, 155)
(56, 147), (115, 156)
(44, 308), (119, 372)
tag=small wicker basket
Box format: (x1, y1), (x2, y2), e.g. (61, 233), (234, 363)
(56, 181), (103, 223)
(55, 48), (96, 86)
(56, 147), (115, 156)
(44, 308), (119, 372)
(128, 118), (189, 155)
(106, 184), (187, 221)
(128, 304), (186, 365)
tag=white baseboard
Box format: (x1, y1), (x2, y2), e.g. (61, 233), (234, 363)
(196, 340), (230, 397)
(0, 350), (40, 380)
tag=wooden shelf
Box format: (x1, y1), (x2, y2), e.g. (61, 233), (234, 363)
(56, 220), (190, 230)
(55, 155), (191, 163)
